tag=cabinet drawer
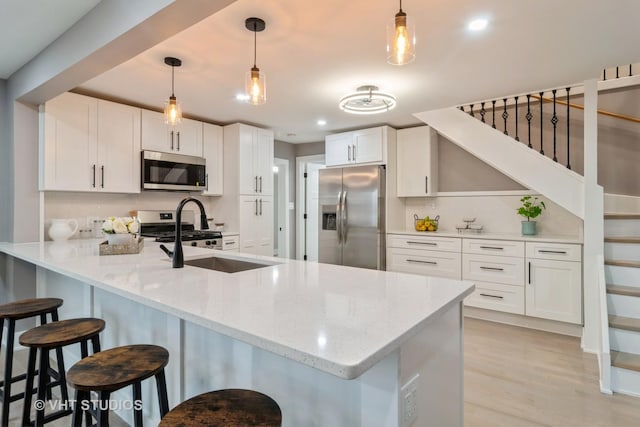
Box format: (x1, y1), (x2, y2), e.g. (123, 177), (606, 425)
(388, 234), (461, 253)
(463, 254), (525, 286)
(465, 282), (525, 315)
(462, 239), (524, 257)
(526, 242), (581, 261)
(221, 235), (239, 250)
(387, 248), (461, 280)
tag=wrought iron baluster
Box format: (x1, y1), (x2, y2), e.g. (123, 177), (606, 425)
(469, 104), (475, 117)
(551, 89), (558, 162)
(526, 95), (533, 148)
(566, 87), (571, 169)
(502, 98), (508, 135)
(492, 100), (497, 129)
(539, 91), (544, 155)
(514, 96), (520, 142)
(480, 102), (486, 123)
(616, 66), (620, 79)
(603, 69), (607, 80)
(459, 106), (464, 112)
(630, 64), (633, 77)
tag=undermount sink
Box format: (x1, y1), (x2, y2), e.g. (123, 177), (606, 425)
(184, 256), (277, 273)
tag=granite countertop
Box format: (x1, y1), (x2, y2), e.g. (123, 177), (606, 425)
(0, 239), (473, 380)
(387, 230), (583, 244)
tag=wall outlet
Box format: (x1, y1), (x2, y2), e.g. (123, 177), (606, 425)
(401, 374), (419, 426)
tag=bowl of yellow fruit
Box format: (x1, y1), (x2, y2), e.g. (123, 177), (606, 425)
(414, 214), (439, 232)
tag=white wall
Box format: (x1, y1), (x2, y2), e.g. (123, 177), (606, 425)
(0, 79), (9, 242)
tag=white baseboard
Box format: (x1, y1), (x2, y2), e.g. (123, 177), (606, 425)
(464, 306), (583, 337)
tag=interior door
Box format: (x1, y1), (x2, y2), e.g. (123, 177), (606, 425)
(341, 165), (383, 270)
(318, 168), (343, 265)
(305, 162), (325, 262)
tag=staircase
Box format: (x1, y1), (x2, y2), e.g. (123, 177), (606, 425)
(604, 213), (640, 396)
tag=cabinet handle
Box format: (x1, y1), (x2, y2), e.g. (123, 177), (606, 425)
(425, 176), (428, 194)
(539, 250), (568, 254)
(528, 261), (532, 285)
(352, 144), (356, 161)
(259, 198), (263, 215)
(205, 173), (209, 191)
(480, 293), (504, 300)
(225, 241), (235, 246)
(254, 176), (258, 192)
(100, 165), (104, 188)
(176, 131), (180, 151)
(348, 145), (351, 162)
(259, 176), (262, 193)
(92, 164), (96, 188)
(480, 246), (504, 251)
(255, 199), (258, 216)
(170, 130), (174, 150)
(480, 266), (504, 271)
(407, 259), (437, 265)
(407, 241), (437, 246)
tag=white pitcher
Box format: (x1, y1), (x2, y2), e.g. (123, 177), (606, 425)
(48, 218), (78, 241)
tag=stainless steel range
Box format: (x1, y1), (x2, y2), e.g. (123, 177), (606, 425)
(137, 210), (222, 249)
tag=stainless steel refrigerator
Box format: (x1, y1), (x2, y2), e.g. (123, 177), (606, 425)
(318, 165), (385, 270)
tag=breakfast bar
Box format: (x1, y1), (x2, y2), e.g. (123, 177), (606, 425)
(0, 240), (474, 426)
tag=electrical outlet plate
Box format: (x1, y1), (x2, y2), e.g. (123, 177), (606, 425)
(401, 374), (419, 426)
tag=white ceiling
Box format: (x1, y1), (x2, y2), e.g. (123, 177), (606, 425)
(0, 0), (101, 79)
(6, 0), (640, 143)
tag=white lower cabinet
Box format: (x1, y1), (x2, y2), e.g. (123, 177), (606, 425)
(240, 196), (273, 256)
(387, 234), (461, 279)
(526, 242), (582, 324)
(464, 282), (525, 315)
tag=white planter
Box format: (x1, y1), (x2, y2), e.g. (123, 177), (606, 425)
(106, 233), (133, 245)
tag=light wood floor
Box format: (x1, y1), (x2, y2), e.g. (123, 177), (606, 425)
(464, 317), (640, 427)
(2, 319), (640, 426)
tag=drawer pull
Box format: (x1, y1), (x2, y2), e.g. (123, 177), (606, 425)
(407, 241), (437, 246)
(480, 266), (504, 271)
(479, 246), (504, 250)
(407, 259), (437, 265)
(479, 293), (504, 300)
(538, 250), (568, 254)
(224, 241), (235, 245)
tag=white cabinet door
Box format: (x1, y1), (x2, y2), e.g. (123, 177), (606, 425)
(526, 258), (582, 324)
(239, 196), (259, 252)
(141, 110), (172, 152)
(237, 125), (257, 195)
(255, 129), (274, 196)
(353, 127), (383, 164)
(396, 126), (438, 197)
(202, 123), (223, 195)
(325, 132), (353, 166)
(96, 100), (141, 193)
(41, 92), (98, 191)
(175, 118), (203, 157)
(256, 196), (274, 256)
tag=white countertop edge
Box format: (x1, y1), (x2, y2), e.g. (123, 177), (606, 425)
(387, 230), (583, 244)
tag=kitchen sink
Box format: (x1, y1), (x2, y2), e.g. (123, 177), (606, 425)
(184, 256), (277, 273)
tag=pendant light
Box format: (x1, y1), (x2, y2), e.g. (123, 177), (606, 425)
(163, 57), (182, 126)
(244, 17), (267, 105)
(387, 0), (415, 65)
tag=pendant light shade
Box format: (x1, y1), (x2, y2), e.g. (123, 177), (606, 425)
(387, 0), (415, 65)
(244, 17), (266, 105)
(163, 57), (182, 125)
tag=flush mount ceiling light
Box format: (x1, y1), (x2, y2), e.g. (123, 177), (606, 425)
(387, 0), (415, 65)
(163, 57), (182, 126)
(339, 85), (397, 115)
(244, 17), (267, 105)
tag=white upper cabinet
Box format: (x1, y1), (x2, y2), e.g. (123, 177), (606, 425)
(40, 92), (140, 193)
(225, 123), (274, 196)
(396, 126), (438, 197)
(202, 123), (223, 196)
(141, 110), (203, 157)
(325, 126), (388, 167)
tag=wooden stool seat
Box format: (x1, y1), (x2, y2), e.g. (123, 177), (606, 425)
(20, 318), (105, 348)
(0, 298), (63, 319)
(67, 345), (170, 426)
(159, 389), (282, 427)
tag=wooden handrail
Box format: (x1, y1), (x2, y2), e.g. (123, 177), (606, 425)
(531, 94), (640, 124)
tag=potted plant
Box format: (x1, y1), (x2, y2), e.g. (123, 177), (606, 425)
(517, 196), (546, 235)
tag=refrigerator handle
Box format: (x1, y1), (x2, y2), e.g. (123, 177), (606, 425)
(336, 191), (343, 243)
(342, 191), (348, 243)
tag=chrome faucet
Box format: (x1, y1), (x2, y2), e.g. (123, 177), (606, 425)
(160, 197), (209, 268)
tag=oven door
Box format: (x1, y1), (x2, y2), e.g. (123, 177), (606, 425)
(142, 150), (206, 191)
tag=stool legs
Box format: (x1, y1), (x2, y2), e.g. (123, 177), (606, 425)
(1, 318), (14, 427)
(155, 370), (169, 419)
(133, 383), (143, 427)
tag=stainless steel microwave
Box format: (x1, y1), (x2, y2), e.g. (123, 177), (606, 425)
(141, 150), (206, 191)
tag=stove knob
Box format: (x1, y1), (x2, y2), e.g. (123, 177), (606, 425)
(191, 242), (197, 247)
(205, 240), (212, 246)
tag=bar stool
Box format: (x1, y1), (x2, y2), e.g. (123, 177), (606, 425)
(0, 297), (63, 426)
(158, 389), (282, 427)
(20, 318), (105, 426)
(67, 344), (170, 427)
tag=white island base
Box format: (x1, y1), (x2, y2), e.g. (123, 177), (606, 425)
(39, 268), (463, 426)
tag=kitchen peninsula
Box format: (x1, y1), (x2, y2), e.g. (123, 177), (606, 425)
(0, 240), (473, 426)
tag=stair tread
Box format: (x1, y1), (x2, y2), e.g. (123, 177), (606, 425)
(607, 284), (640, 297)
(605, 237), (640, 244)
(605, 259), (640, 268)
(611, 350), (640, 372)
(605, 213), (640, 220)
(609, 315), (640, 332)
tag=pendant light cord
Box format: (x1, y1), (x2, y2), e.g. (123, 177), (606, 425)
(253, 22), (257, 68)
(171, 65), (175, 97)
(399, 0), (403, 12)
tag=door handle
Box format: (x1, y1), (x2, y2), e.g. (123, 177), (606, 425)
(259, 176), (262, 193)
(170, 130), (174, 150)
(92, 164), (96, 188)
(336, 191), (343, 243)
(255, 199), (258, 216)
(259, 198), (263, 215)
(176, 131), (180, 151)
(341, 191), (348, 243)
(100, 165), (104, 188)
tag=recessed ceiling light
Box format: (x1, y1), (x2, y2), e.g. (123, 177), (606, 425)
(317, 119), (327, 126)
(468, 18), (488, 32)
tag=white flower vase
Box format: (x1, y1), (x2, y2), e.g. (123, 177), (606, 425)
(106, 233), (133, 245)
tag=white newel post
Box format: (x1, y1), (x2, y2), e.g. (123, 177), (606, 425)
(581, 78), (607, 380)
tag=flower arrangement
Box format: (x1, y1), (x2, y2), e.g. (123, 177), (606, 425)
(102, 217), (139, 235)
